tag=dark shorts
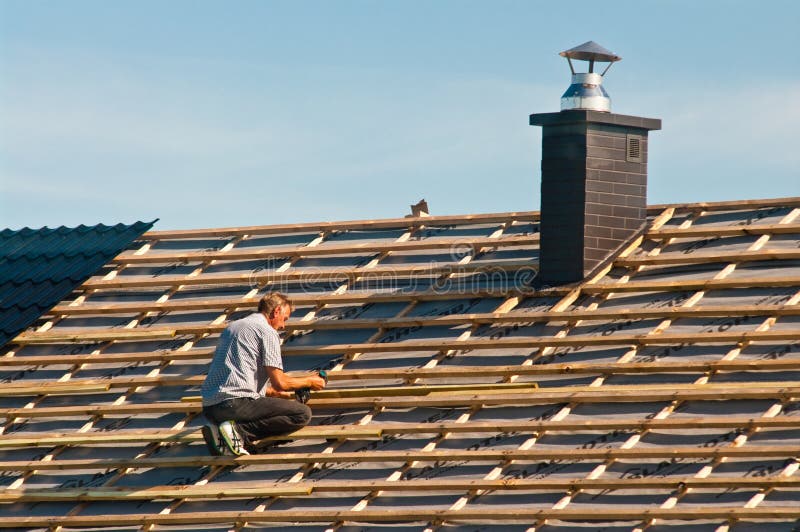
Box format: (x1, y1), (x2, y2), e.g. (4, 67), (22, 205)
(203, 396), (311, 449)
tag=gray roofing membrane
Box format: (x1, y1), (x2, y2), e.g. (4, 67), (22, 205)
(0, 202), (798, 529)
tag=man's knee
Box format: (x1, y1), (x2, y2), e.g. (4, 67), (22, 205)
(292, 403), (312, 427)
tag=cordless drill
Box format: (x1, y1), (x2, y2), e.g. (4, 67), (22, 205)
(295, 370), (327, 404)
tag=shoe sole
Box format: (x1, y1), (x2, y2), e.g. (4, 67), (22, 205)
(201, 425), (222, 456)
(219, 422), (249, 456)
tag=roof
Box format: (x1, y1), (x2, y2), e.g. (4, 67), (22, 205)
(1, 197), (800, 529)
(0, 221), (155, 348)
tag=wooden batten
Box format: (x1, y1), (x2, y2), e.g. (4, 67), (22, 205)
(1, 506), (799, 528)
(113, 234), (540, 265)
(80, 261), (536, 290)
(2, 476), (799, 502)
(142, 210), (541, 240)
(0, 444), (797, 473)
(647, 222), (800, 239)
(1, 416), (797, 450)
(2, 383), (798, 420)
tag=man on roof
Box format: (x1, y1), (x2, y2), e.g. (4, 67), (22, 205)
(200, 292), (327, 455)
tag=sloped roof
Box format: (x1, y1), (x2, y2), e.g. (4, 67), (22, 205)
(0, 222), (155, 347)
(1, 198), (800, 529)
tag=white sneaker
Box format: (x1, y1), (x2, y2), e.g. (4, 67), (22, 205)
(218, 420), (250, 456)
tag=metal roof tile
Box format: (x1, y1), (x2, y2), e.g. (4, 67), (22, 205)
(0, 221), (155, 346)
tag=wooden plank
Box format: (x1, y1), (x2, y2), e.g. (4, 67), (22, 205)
(0, 415), (796, 449)
(179, 383), (540, 403)
(0, 445), (797, 472)
(647, 196), (800, 214)
(80, 261), (536, 290)
(310, 382), (539, 398)
(2, 384), (798, 419)
(303, 383), (800, 411)
(2, 476), (799, 502)
(0, 383), (110, 397)
(112, 234), (540, 265)
(582, 276), (800, 294)
(329, 358), (800, 380)
(46, 287), (536, 317)
(0, 377), (531, 397)
(45, 302), (800, 329)
(6, 357), (799, 395)
(137, 198), (800, 242)
(14, 329), (180, 344)
(27, 304), (800, 345)
(2, 506), (799, 527)
(648, 222), (800, 239)
(276, 329), (800, 355)
(142, 211), (540, 240)
(0, 425), (381, 448)
(0, 349), (213, 368)
(616, 249), (800, 266)
(15, 326), (800, 348)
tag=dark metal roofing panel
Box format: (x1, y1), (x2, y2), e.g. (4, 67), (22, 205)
(0, 221), (155, 347)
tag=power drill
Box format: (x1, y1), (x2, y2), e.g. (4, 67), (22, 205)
(295, 370), (327, 404)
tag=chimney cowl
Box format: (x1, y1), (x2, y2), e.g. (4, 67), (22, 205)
(559, 41), (620, 113)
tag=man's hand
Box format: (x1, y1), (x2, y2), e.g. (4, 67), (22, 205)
(265, 386), (293, 399)
(307, 375), (327, 390)
(266, 366), (327, 392)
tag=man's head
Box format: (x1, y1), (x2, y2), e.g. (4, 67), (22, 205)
(258, 292), (293, 330)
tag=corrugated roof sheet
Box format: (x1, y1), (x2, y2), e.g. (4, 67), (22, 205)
(0, 221), (155, 347)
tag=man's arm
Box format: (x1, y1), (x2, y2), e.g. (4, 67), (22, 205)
(265, 366), (326, 396)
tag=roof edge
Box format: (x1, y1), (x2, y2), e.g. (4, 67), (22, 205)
(144, 196), (800, 240)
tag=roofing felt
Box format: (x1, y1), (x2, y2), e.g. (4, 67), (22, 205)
(1, 198), (800, 530)
(0, 221), (155, 348)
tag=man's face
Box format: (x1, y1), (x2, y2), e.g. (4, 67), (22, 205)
(268, 304), (291, 331)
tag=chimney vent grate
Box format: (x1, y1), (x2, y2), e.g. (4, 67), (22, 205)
(626, 134), (642, 162)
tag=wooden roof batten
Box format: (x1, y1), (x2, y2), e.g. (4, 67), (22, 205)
(3, 196), (800, 529)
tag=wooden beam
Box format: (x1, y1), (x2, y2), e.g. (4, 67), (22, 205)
(2, 476), (798, 502)
(80, 261), (536, 290)
(647, 196), (800, 214)
(0, 383), (111, 397)
(582, 276), (800, 294)
(1, 416), (796, 449)
(304, 383), (800, 410)
(329, 358), (800, 380)
(2, 383), (798, 419)
(143, 211), (540, 240)
(46, 287), (541, 317)
(276, 329), (800, 355)
(135, 197), (800, 242)
(112, 235), (539, 265)
(45, 302), (800, 330)
(0, 445), (797, 473)
(0, 349), (214, 368)
(647, 222), (800, 239)
(14, 329), (180, 344)
(2, 506), (799, 527)
(15, 326), (800, 348)
(4, 357), (799, 396)
(0, 425), (380, 448)
(616, 249), (800, 267)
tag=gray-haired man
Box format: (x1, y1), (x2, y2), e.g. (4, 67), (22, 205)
(200, 292), (326, 455)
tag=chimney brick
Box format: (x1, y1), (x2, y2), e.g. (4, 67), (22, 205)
(530, 110), (661, 285)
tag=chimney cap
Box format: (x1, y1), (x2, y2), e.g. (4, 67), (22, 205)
(559, 41), (621, 63)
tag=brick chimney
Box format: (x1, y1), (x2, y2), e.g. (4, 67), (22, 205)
(530, 43), (661, 285)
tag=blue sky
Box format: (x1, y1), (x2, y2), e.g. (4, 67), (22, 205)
(1, 0), (798, 230)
